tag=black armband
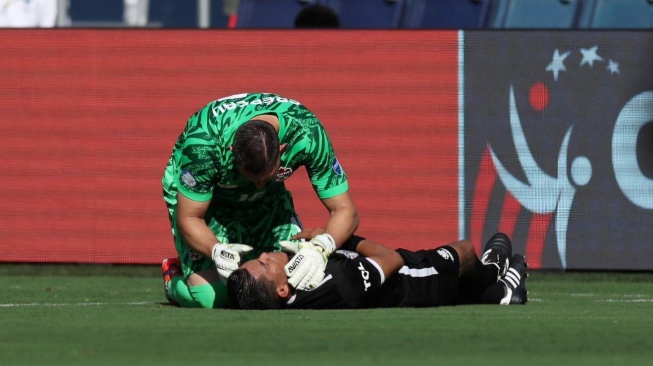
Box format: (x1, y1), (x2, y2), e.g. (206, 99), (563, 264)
(339, 235), (366, 252)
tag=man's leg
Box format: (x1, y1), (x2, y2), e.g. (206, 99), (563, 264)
(163, 199), (223, 308)
(451, 233), (507, 304)
(166, 274), (231, 309)
(498, 254), (528, 305)
(480, 232), (512, 281)
(454, 233), (528, 305)
(162, 258), (182, 306)
(449, 233), (511, 288)
(162, 163), (229, 308)
(165, 251), (220, 308)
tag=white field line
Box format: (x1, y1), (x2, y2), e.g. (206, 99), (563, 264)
(599, 299), (653, 303)
(533, 293), (653, 303)
(571, 293), (650, 298)
(0, 301), (155, 308)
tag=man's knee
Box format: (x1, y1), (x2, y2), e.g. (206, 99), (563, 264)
(449, 240), (475, 262)
(173, 271), (230, 309)
(188, 280), (231, 309)
(448, 240), (476, 276)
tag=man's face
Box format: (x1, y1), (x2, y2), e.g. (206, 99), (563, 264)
(241, 251), (289, 287)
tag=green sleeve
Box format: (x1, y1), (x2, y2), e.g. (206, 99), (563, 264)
(303, 121), (349, 199)
(174, 112), (220, 202)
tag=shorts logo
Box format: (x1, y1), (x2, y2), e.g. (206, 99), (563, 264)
(181, 170), (197, 188)
(357, 262), (372, 291)
(332, 158), (343, 176)
(189, 249), (202, 261)
(437, 248), (454, 262)
(335, 250), (359, 260)
(274, 166), (293, 182)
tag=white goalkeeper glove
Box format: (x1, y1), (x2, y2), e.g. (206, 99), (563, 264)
(279, 233), (336, 291)
(309, 233), (336, 256)
(211, 243), (254, 284)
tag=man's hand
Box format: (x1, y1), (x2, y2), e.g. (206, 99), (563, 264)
(211, 243), (253, 283)
(309, 233), (336, 256)
(290, 228), (325, 241)
(282, 242), (327, 290)
(279, 233), (336, 291)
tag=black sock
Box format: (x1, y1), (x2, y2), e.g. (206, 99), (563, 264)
(471, 256), (499, 288)
(455, 257), (502, 305)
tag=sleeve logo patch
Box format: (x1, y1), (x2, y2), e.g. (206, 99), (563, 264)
(332, 158), (343, 176)
(181, 170), (197, 188)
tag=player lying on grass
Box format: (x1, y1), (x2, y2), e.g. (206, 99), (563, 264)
(226, 231), (528, 309)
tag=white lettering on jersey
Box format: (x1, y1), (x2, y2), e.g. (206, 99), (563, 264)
(212, 96), (301, 117)
(357, 262), (372, 291)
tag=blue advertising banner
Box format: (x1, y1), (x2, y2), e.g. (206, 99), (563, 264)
(463, 31), (653, 270)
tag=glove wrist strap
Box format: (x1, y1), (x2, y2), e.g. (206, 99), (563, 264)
(211, 243), (221, 260)
(313, 233), (336, 255)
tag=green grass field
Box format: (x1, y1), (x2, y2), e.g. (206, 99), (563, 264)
(1, 265), (652, 366)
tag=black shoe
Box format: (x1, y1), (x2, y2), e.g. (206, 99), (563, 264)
(481, 232), (513, 280)
(499, 254), (528, 305)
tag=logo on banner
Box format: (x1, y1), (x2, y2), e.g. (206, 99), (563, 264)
(466, 37), (653, 270)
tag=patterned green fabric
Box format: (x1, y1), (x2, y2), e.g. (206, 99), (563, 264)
(162, 93), (349, 278)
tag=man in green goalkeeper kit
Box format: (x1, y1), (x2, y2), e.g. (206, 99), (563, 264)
(161, 93), (359, 309)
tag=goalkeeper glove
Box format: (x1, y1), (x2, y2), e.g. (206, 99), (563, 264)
(279, 233), (336, 291)
(211, 243), (253, 283)
(309, 233), (336, 258)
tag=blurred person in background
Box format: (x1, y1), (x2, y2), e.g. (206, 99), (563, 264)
(161, 93), (359, 309)
(294, 3), (340, 28)
(0, 0), (57, 27)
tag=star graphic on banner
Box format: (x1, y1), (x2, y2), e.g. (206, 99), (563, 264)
(579, 46), (603, 67)
(607, 59), (620, 74)
(546, 49), (571, 82)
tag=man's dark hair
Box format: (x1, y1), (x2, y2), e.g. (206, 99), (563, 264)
(227, 268), (282, 310)
(294, 4), (341, 28)
(232, 120), (280, 176)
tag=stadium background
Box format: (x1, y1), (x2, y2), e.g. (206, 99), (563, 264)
(0, 30), (460, 264)
(1, 1), (652, 271)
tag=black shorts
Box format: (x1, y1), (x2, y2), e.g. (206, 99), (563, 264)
(379, 245), (460, 307)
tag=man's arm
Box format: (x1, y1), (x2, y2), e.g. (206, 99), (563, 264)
(177, 192), (253, 285)
(175, 192), (217, 258)
(321, 191), (359, 248)
(292, 191), (359, 249)
(354, 239), (404, 280)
